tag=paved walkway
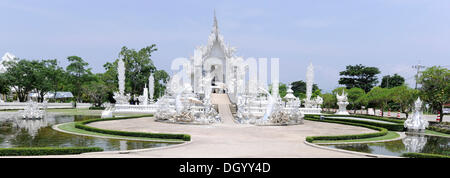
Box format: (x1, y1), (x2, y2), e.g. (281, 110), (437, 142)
(42, 117), (379, 158)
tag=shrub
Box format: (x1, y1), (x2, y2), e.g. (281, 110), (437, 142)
(326, 114), (405, 124)
(306, 114), (404, 131)
(89, 106), (106, 110)
(401, 152), (450, 158)
(428, 126), (450, 134)
(0, 147), (103, 156)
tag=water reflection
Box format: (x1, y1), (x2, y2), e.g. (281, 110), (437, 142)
(402, 133), (427, 153)
(0, 113), (177, 151)
(13, 118), (49, 138)
(323, 133), (449, 157)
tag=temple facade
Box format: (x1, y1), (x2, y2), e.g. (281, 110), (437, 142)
(172, 13), (252, 104)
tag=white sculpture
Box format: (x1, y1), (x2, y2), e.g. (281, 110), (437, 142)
(404, 97), (429, 132)
(299, 63), (322, 114)
(113, 58), (131, 104)
(149, 73), (155, 103)
(18, 100), (47, 119)
(138, 84), (149, 105)
(304, 62), (314, 108)
(335, 89), (349, 115)
(314, 96), (323, 108)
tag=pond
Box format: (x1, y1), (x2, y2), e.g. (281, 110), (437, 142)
(0, 112), (178, 151)
(321, 133), (450, 157)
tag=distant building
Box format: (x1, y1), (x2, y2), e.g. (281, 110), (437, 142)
(0, 52), (16, 73)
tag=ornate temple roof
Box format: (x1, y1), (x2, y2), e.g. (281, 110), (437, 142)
(197, 12), (236, 59)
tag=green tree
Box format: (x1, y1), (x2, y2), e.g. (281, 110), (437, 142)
(3, 59), (36, 102)
(33, 60), (52, 102)
(66, 56), (92, 102)
(418, 66), (449, 122)
(346, 87), (366, 111)
(42, 59), (65, 101)
(290, 80), (319, 98)
(338, 64), (380, 92)
(366, 86), (392, 117)
(279, 83), (287, 98)
(82, 75), (110, 107)
(153, 69), (170, 99)
(102, 51), (169, 101)
(0, 73), (9, 100)
(321, 93), (337, 112)
(390, 85), (419, 119)
(381, 74), (405, 88)
(119, 45), (158, 96)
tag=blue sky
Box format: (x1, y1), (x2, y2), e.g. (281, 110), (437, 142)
(1, 0), (449, 92)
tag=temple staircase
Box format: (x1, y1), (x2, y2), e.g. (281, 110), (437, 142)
(210, 94), (236, 124)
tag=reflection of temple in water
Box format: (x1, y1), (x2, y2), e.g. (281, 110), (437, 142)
(402, 134), (427, 153)
(13, 118), (48, 138)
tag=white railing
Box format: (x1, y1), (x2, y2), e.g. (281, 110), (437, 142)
(113, 104), (159, 113)
(0, 102), (91, 110)
(299, 108), (322, 114)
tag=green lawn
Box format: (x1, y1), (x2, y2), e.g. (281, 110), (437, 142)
(46, 108), (146, 117)
(425, 130), (450, 137)
(46, 108), (103, 115)
(57, 122), (186, 143)
(313, 131), (400, 144)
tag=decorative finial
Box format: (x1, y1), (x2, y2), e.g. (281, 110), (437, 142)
(213, 9), (219, 38)
(415, 97), (422, 108)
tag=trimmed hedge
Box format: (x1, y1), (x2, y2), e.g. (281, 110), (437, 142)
(89, 106), (106, 110)
(305, 114), (405, 131)
(0, 147), (103, 156)
(75, 115), (191, 141)
(428, 126), (450, 134)
(338, 114), (405, 124)
(401, 152), (450, 158)
(305, 116), (388, 143)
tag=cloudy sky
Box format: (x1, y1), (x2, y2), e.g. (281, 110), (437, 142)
(1, 0), (449, 92)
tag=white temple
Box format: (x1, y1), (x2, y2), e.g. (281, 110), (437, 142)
(104, 13), (313, 125)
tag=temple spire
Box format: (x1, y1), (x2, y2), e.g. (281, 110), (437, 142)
(212, 9), (219, 38)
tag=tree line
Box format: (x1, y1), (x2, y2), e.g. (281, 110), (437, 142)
(0, 45), (169, 107)
(321, 64), (449, 122)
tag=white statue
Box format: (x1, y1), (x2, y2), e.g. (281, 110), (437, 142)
(113, 58), (130, 104)
(404, 97), (429, 132)
(149, 73), (155, 102)
(314, 96), (323, 108)
(304, 62), (314, 108)
(138, 84), (148, 105)
(335, 89), (349, 115)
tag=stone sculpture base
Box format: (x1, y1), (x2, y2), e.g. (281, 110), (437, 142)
(335, 102), (349, 115)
